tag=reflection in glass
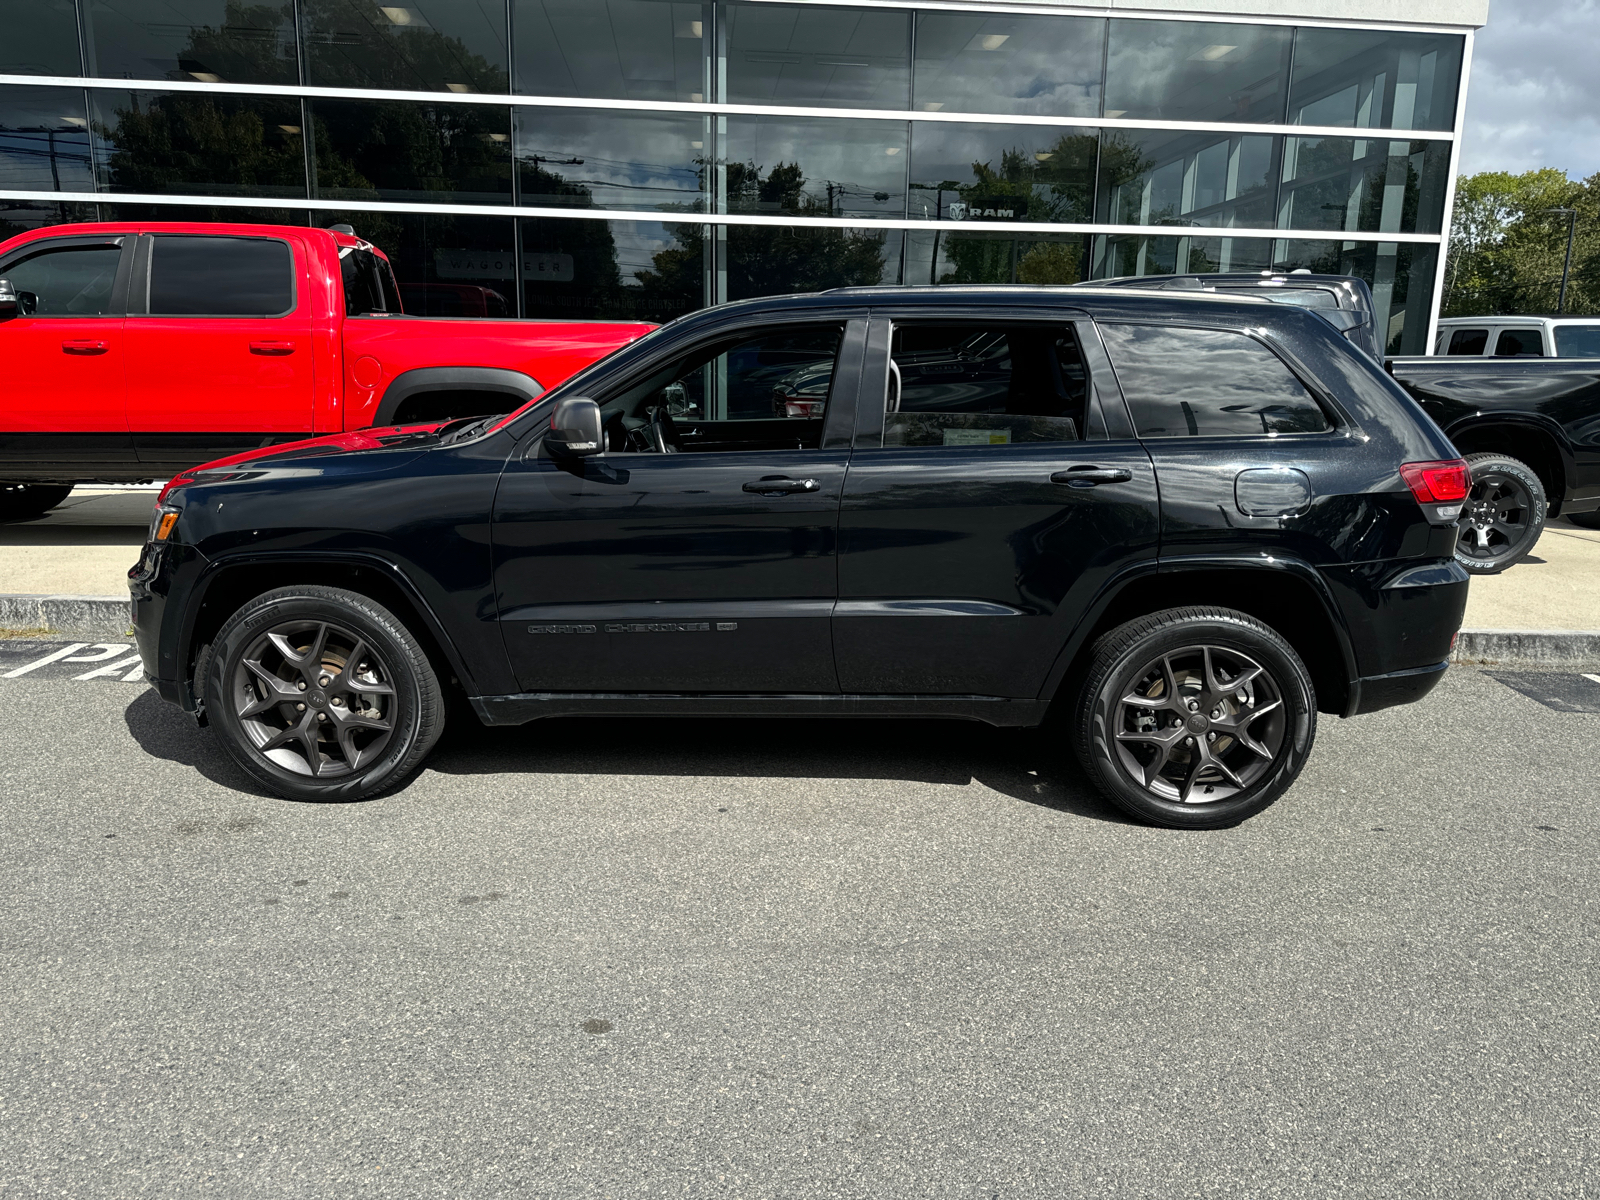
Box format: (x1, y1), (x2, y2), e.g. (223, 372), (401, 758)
(515, 110), (707, 212)
(910, 124), (1096, 224)
(721, 117), (906, 220)
(101, 203), (310, 224)
(912, 12), (1103, 117)
(722, 224), (901, 302)
(5, 0), (82, 76)
(320, 209), (516, 317)
(90, 90), (308, 198)
(724, 3), (910, 110)
(1089, 234), (1437, 355)
(0, 88), (94, 193)
(1278, 137), (1449, 234)
(513, 0), (708, 102)
(1289, 28), (1462, 132)
(302, 0), (508, 92)
(904, 229), (1088, 286)
(1104, 19), (1290, 123)
(83, 0), (297, 85)
(308, 99), (512, 205)
(0, 199), (102, 243)
(1098, 130), (1277, 229)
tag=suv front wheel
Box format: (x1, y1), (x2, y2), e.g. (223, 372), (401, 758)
(204, 585), (446, 802)
(1072, 607), (1317, 829)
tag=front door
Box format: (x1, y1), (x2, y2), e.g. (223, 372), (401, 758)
(124, 233), (315, 473)
(492, 319), (864, 694)
(0, 236), (129, 473)
(835, 312), (1159, 697)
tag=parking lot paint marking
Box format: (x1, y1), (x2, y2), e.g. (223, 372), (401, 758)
(1585, 673), (1600, 686)
(3, 643), (90, 677)
(1488, 671), (1600, 714)
(74, 655), (145, 681)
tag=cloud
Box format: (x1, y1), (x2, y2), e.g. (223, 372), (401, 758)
(1458, 0), (1600, 179)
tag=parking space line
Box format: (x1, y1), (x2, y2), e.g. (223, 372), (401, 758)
(3, 643), (90, 677)
(74, 655), (145, 681)
(1585, 674), (1600, 686)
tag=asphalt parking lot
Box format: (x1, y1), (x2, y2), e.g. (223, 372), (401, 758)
(2, 649), (1598, 1198)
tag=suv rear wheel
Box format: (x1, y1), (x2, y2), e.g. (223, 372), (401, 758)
(203, 586), (446, 802)
(1455, 452), (1546, 574)
(1072, 607), (1317, 829)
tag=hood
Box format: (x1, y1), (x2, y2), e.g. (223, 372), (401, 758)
(156, 422), (451, 503)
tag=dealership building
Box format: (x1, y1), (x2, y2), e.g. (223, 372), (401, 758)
(2, 0), (1485, 351)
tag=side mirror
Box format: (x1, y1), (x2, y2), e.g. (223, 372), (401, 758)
(0, 279), (17, 320)
(542, 396), (604, 458)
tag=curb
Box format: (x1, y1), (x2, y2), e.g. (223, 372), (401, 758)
(0, 594), (132, 638)
(1451, 629), (1600, 669)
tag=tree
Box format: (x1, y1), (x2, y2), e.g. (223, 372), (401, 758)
(1443, 168), (1598, 316)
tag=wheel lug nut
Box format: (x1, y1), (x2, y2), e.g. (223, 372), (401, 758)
(331, 696), (344, 707)
(317, 712), (327, 722)
(319, 675), (331, 687)
(297, 680), (306, 691)
(296, 702), (305, 711)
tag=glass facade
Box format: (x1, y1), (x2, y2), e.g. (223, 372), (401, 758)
(0, 3), (1465, 350)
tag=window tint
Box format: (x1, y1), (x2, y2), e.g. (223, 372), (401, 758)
(1555, 326), (1600, 358)
(302, 0), (509, 92)
(5, 0), (81, 76)
(724, 4), (910, 110)
(910, 123), (1097, 225)
(1446, 328), (1487, 356)
(341, 247), (403, 315)
(83, 0), (297, 86)
(516, 109), (707, 212)
(0, 87), (94, 193)
(148, 236), (294, 316)
(513, 0), (708, 102)
(1099, 129), (1276, 228)
(1288, 28), (1463, 133)
(1100, 323), (1331, 437)
(4, 243), (122, 316)
(1494, 329), (1543, 357)
(1103, 19), (1291, 124)
(307, 99), (513, 206)
(721, 116), (906, 220)
(885, 324), (1087, 447)
(911, 12), (1103, 118)
(600, 325), (842, 452)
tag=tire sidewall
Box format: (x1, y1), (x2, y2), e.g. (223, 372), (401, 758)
(1455, 454), (1545, 575)
(1082, 617), (1316, 829)
(205, 591), (429, 802)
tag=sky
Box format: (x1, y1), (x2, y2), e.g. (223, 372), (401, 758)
(1457, 0), (1600, 180)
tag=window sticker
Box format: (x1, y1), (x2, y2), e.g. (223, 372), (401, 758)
(943, 428), (1011, 446)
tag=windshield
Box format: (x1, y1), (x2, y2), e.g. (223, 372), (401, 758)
(1554, 325), (1600, 358)
(490, 323), (668, 435)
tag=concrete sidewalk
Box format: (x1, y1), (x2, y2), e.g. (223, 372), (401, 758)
(3, 487), (1599, 649)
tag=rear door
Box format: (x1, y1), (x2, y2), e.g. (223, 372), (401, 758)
(834, 309), (1159, 697)
(124, 232), (315, 472)
(0, 235), (129, 472)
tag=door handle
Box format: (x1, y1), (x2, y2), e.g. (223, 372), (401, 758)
(742, 477), (820, 494)
(61, 340), (109, 355)
(250, 341), (296, 356)
(1051, 466), (1133, 487)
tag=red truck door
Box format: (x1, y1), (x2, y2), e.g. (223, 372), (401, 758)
(0, 235), (128, 452)
(124, 232), (315, 471)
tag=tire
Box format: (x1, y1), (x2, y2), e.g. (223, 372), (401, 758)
(1071, 607), (1318, 830)
(1454, 452), (1546, 575)
(1566, 510), (1600, 531)
(0, 482), (73, 521)
(203, 585), (445, 802)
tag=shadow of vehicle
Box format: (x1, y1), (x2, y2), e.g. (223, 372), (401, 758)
(123, 687), (277, 799)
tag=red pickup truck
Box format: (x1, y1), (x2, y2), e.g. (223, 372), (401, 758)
(0, 222), (654, 519)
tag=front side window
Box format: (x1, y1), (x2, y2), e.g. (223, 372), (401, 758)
(884, 323), (1088, 447)
(1446, 328), (1488, 356)
(3, 243), (122, 316)
(1554, 326), (1600, 358)
(148, 235), (294, 316)
(600, 324), (843, 453)
(1494, 328), (1544, 357)
(1099, 323), (1331, 438)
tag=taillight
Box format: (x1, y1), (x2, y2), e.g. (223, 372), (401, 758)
(1399, 458), (1470, 520)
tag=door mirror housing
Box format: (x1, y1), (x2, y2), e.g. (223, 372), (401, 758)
(542, 396), (605, 458)
(0, 278), (17, 320)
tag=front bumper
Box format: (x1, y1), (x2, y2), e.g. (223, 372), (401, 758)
(129, 537), (207, 708)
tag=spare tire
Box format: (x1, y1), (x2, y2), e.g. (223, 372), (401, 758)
(1454, 452), (1546, 575)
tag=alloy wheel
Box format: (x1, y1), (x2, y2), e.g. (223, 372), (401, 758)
(232, 619), (396, 777)
(1111, 644), (1287, 804)
(1457, 470), (1533, 561)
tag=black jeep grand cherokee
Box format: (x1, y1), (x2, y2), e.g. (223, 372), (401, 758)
(131, 286), (1470, 828)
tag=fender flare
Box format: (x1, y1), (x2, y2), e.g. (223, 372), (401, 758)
(1444, 412), (1576, 501)
(374, 366), (543, 428)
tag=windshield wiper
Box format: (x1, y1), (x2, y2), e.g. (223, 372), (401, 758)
(438, 414), (508, 445)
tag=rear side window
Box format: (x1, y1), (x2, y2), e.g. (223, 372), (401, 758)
(884, 324), (1088, 447)
(341, 248), (403, 316)
(148, 236), (294, 316)
(1446, 328), (1488, 355)
(1554, 326), (1600, 358)
(1099, 323), (1332, 438)
(1494, 328), (1544, 357)
(2, 243), (121, 316)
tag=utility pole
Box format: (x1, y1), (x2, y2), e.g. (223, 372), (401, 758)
(1540, 206), (1578, 314)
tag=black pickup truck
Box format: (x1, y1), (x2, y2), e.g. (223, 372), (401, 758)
(1091, 273), (1600, 571)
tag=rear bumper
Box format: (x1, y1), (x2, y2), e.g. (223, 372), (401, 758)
(1347, 658), (1450, 716)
